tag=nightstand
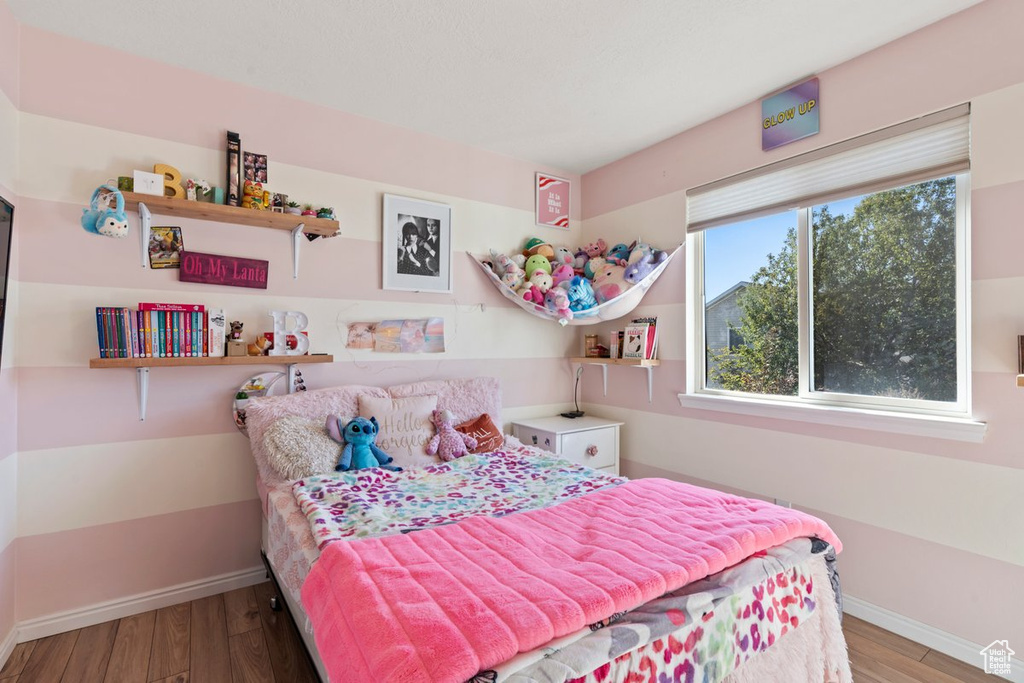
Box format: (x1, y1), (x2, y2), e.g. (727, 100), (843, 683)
(510, 415), (623, 476)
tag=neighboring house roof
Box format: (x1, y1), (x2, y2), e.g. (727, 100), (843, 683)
(706, 281), (750, 310)
(981, 640), (1015, 654)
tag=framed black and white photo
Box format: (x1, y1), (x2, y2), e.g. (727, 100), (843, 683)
(382, 194), (452, 293)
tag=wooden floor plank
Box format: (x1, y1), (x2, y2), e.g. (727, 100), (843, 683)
(61, 621), (117, 683)
(223, 587), (261, 637)
(845, 630), (963, 683)
(150, 674), (188, 683)
(921, 649), (992, 683)
(228, 630), (274, 683)
(148, 603), (190, 682)
(843, 614), (930, 662)
(103, 611), (157, 683)
(252, 582), (318, 683)
(0, 642), (36, 678)
(189, 595), (231, 683)
(17, 631), (79, 683)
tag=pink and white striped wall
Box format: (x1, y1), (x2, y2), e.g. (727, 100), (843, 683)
(580, 0), (1024, 660)
(0, 0), (584, 654)
(0, 0), (20, 661)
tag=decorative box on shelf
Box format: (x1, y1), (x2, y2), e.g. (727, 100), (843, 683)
(511, 415), (623, 476)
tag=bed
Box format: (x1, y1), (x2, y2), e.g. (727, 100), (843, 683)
(245, 377), (851, 683)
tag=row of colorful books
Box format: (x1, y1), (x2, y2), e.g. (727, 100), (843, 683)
(95, 303), (225, 359)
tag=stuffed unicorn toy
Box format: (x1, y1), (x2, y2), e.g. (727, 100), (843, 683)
(426, 409), (477, 462)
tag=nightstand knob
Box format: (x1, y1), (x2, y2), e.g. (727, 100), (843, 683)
(586, 445), (599, 457)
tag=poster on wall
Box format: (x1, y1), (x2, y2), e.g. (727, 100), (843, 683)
(762, 77), (819, 151)
(535, 173), (570, 229)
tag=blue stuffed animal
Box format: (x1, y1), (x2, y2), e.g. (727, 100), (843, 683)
(566, 275), (598, 312)
(82, 184), (129, 238)
(326, 415), (402, 472)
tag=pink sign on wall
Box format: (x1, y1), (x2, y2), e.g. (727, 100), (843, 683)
(535, 173), (570, 229)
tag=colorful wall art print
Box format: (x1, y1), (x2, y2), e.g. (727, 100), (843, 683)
(148, 226), (184, 269)
(348, 318), (444, 353)
(536, 173), (570, 229)
(761, 77), (819, 151)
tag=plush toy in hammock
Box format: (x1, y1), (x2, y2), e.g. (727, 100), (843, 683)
(326, 415), (402, 472)
(426, 409), (477, 462)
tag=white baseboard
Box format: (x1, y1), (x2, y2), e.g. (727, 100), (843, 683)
(844, 595), (1024, 683)
(0, 627), (17, 674)
(15, 565), (266, 643)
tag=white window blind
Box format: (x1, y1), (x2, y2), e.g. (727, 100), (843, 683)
(687, 104), (970, 232)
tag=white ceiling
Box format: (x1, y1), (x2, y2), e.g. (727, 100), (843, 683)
(9, 0), (984, 174)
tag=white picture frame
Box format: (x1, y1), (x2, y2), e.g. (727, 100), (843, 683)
(382, 194), (452, 293)
(535, 172), (571, 229)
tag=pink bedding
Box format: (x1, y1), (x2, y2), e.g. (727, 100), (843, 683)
(301, 477), (841, 683)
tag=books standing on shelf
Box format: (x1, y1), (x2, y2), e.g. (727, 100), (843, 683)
(622, 316), (658, 360)
(95, 303), (213, 359)
(609, 332), (620, 360)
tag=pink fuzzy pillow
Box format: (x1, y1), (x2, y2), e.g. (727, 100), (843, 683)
(246, 385), (389, 492)
(387, 377), (502, 431)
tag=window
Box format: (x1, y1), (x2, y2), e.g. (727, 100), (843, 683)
(686, 105), (970, 419)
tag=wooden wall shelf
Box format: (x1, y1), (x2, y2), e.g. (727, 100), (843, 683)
(91, 354), (334, 420)
(90, 355), (333, 369)
(569, 357), (660, 402)
(121, 193), (340, 236)
(569, 357), (660, 367)
(123, 192), (340, 278)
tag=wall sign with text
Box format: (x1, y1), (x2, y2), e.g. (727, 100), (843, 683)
(179, 250), (269, 289)
(536, 173), (570, 229)
(762, 77), (819, 151)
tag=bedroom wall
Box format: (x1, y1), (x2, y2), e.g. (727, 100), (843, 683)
(0, 0), (19, 658)
(5, 13), (582, 632)
(579, 0), (1024, 654)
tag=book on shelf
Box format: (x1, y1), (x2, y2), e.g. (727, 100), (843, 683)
(628, 316), (658, 360)
(622, 324), (649, 360)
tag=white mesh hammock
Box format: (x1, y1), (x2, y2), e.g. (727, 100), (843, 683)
(469, 245), (682, 326)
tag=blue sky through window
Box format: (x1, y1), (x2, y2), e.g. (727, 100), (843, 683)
(703, 196), (862, 301)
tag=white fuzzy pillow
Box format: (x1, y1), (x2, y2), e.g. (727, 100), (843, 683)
(263, 416), (342, 481)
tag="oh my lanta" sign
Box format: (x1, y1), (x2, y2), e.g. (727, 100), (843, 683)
(762, 77), (819, 151)
(179, 250), (269, 289)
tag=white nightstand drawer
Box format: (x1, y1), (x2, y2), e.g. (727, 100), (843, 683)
(511, 416), (623, 476)
(513, 426), (560, 453)
(559, 427), (617, 469)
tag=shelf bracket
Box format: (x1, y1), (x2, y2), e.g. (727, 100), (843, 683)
(137, 202), (151, 268)
(632, 364), (654, 403)
(137, 367), (150, 420)
(287, 364), (298, 393)
(291, 224), (305, 279)
(598, 364), (608, 396)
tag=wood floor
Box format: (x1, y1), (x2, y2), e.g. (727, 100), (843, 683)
(0, 587), (995, 682)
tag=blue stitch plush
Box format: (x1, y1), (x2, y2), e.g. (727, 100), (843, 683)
(81, 184), (129, 238)
(325, 415), (402, 472)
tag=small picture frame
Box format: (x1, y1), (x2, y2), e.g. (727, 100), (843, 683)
(382, 194), (452, 293)
(536, 173), (570, 229)
(148, 226), (184, 269)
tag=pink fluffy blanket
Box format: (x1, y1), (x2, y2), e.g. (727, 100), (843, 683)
(301, 477), (841, 683)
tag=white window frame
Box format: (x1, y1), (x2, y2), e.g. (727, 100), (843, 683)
(681, 109), (985, 442)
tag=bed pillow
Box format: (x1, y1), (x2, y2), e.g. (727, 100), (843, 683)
(246, 385), (390, 491)
(357, 394), (439, 469)
(263, 416), (342, 480)
(456, 413), (504, 453)
(387, 377), (502, 431)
